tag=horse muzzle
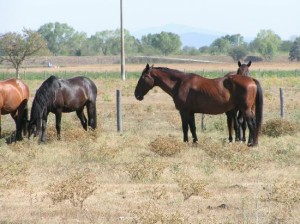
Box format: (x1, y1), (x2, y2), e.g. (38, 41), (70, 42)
(135, 95), (144, 101)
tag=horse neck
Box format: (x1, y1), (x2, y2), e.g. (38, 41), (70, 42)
(152, 69), (182, 97)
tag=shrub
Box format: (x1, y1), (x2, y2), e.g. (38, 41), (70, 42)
(126, 156), (168, 182)
(149, 136), (187, 157)
(46, 172), (97, 209)
(175, 174), (210, 200)
(262, 119), (298, 137)
(261, 179), (300, 204)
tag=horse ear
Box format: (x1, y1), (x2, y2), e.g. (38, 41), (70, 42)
(146, 63), (150, 70)
(247, 61), (252, 67)
(238, 61), (242, 67)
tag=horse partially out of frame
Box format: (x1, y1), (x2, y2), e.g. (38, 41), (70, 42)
(0, 78), (29, 141)
(28, 76), (97, 143)
(135, 64), (263, 146)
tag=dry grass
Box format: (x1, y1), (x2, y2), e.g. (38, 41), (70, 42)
(0, 62), (299, 223)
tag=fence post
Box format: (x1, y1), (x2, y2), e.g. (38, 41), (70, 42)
(201, 114), (206, 131)
(116, 89), (122, 132)
(280, 88), (284, 118)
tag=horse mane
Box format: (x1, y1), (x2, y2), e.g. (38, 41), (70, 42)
(30, 76), (61, 121)
(152, 67), (189, 78)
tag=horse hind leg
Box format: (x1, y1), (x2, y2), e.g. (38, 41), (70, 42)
(14, 100), (29, 141)
(241, 116), (247, 142)
(237, 110), (244, 142)
(244, 110), (256, 147)
(22, 100), (29, 137)
(86, 101), (97, 129)
(226, 110), (235, 143)
(76, 108), (88, 130)
(179, 110), (189, 142)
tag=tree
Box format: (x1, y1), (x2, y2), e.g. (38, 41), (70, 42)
(209, 34), (245, 55)
(38, 22), (88, 56)
(280, 40), (292, 52)
(228, 46), (248, 61)
(141, 32), (181, 55)
(0, 29), (47, 78)
(88, 29), (139, 56)
(289, 37), (300, 61)
(250, 30), (282, 60)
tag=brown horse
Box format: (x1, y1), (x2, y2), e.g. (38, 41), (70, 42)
(225, 61), (251, 143)
(135, 64), (263, 146)
(0, 78), (29, 141)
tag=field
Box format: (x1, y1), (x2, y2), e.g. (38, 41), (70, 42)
(0, 60), (300, 223)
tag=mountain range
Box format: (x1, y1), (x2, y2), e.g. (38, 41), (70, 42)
(132, 23), (226, 48)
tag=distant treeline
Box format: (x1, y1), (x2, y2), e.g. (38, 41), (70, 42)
(35, 22), (300, 61)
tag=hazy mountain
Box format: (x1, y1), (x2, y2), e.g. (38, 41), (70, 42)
(132, 23), (224, 48)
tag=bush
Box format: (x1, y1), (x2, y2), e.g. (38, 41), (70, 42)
(262, 119), (298, 137)
(149, 136), (187, 157)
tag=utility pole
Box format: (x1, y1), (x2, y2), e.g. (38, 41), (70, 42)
(120, 0), (126, 80)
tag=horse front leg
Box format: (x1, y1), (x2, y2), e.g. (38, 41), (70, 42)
(76, 108), (87, 130)
(40, 117), (48, 143)
(86, 101), (97, 129)
(226, 110), (234, 143)
(179, 110), (189, 142)
(188, 113), (198, 143)
(55, 112), (62, 140)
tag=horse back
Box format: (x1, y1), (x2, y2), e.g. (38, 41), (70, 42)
(0, 79), (29, 114)
(176, 75), (234, 114)
(56, 77), (97, 111)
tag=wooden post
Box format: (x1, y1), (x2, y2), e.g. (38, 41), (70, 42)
(116, 90), (122, 132)
(201, 114), (206, 131)
(280, 88), (284, 118)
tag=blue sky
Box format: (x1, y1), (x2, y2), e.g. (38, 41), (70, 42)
(1, 0), (299, 40)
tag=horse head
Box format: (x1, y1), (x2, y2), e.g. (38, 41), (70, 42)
(134, 64), (155, 101)
(237, 60), (251, 76)
(28, 118), (41, 139)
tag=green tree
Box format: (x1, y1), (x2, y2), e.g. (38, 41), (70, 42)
(141, 32), (181, 55)
(209, 34), (245, 55)
(228, 46), (248, 61)
(38, 22), (87, 55)
(280, 40), (292, 52)
(289, 37), (300, 61)
(182, 46), (199, 55)
(88, 29), (139, 56)
(0, 29), (47, 78)
(250, 30), (282, 60)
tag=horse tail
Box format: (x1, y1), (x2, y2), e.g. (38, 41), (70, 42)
(253, 78), (263, 144)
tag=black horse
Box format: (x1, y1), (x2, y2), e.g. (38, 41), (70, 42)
(28, 76), (97, 142)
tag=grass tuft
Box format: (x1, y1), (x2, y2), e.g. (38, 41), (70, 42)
(46, 171), (97, 209)
(262, 118), (299, 137)
(149, 136), (188, 156)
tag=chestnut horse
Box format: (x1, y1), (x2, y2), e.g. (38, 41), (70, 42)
(135, 64), (263, 146)
(0, 78), (29, 141)
(225, 61), (252, 143)
(28, 76), (97, 143)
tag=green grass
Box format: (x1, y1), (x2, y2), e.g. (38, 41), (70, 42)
(0, 69), (299, 81)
